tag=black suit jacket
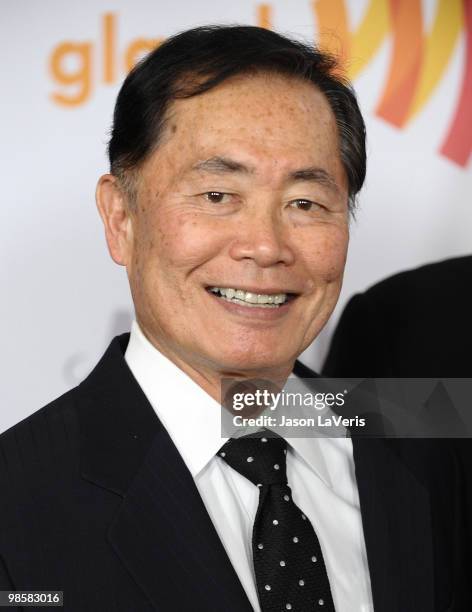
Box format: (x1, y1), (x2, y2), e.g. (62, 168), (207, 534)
(0, 333), (469, 611)
(323, 255), (472, 379)
(323, 255), (472, 611)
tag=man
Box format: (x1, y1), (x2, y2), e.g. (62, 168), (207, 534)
(323, 256), (472, 379)
(0, 26), (468, 611)
(323, 254), (472, 598)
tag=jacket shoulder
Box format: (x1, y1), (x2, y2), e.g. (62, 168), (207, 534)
(0, 333), (131, 483)
(361, 255), (472, 303)
(0, 385), (82, 488)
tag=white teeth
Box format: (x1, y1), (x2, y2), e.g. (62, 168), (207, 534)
(245, 292), (258, 304)
(209, 287), (289, 307)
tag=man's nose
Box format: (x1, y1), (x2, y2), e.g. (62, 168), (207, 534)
(228, 207), (295, 268)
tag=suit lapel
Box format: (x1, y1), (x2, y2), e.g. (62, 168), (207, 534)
(107, 427), (254, 611)
(293, 361), (435, 612)
(352, 437), (434, 612)
(78, 334), (253, 611)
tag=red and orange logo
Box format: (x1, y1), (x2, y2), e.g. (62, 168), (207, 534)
(48, 1), (471, 167)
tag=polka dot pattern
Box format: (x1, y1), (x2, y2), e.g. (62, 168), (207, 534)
(218, 430), (335, 611)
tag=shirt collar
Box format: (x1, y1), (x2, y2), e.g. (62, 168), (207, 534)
(125, 320), (333, 488)
(125, 320), (227, 477)
(286, 436), (333, 489)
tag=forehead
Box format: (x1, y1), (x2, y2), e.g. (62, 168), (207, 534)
(144, 72), (345, 187)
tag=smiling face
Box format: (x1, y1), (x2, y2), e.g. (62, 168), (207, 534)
(98, 72), (349, 390)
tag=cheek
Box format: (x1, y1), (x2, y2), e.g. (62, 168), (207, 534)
(301, 226), (349, 284)
(147, 213), (228, 320)
(158, 214), (223, 272)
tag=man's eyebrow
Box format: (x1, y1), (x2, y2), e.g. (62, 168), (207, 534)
(191, 156), (254, 174)
(191, 157), (340, 193)
(289, 167), (340, 193)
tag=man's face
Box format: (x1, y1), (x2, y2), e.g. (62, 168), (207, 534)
(124, 73), (349, 377)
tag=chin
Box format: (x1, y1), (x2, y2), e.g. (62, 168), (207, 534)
(210, 346), (294, 377)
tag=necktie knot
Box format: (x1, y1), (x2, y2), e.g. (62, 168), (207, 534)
(218, 431), (287, 486)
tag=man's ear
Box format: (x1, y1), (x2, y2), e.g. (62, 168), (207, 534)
(96, 174), (134, 266)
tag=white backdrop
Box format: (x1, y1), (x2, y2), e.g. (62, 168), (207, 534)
(1, 0), (471, 433)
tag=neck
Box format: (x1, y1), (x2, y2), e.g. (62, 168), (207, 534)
(136, 321), (294, 405)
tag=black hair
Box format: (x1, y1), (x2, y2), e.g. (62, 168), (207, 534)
(108, 25), (366, 210)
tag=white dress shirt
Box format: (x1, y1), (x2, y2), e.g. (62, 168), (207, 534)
(125, 320), (374, 611)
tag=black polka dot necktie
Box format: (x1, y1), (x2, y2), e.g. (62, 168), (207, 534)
(218, 431), (335, 612)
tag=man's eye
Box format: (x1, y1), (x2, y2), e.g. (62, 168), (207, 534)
(203, 191), (231, 204)
(290, 199), (322, 212)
